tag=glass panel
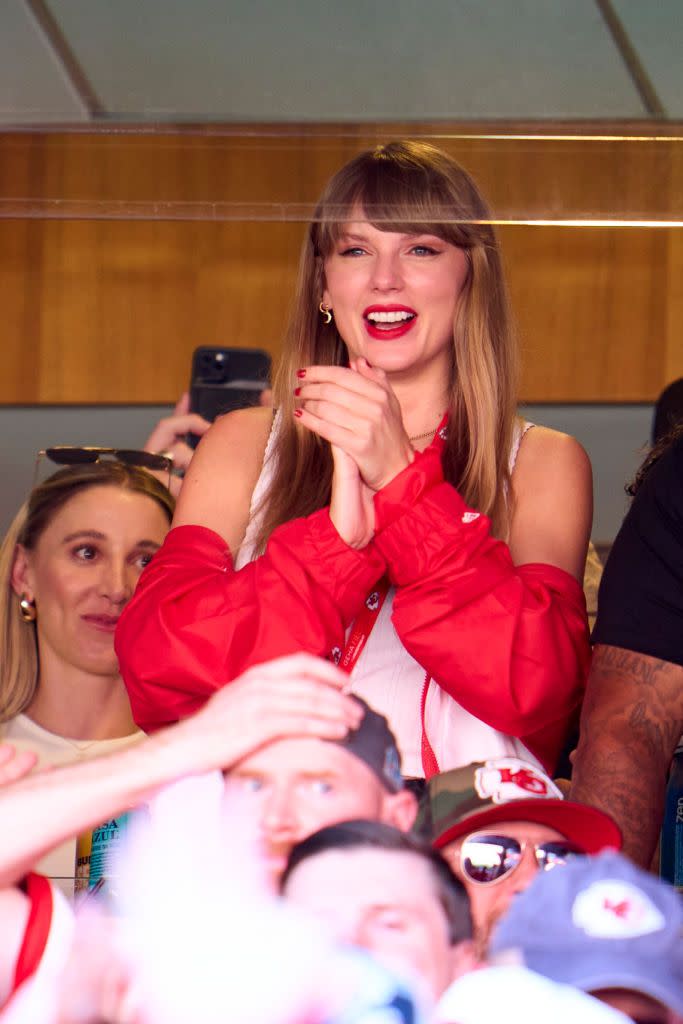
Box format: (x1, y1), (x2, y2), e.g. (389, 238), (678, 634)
(1, 130), (682, 224)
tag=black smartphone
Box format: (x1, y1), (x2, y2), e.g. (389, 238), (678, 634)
(187, 346), (272, 448)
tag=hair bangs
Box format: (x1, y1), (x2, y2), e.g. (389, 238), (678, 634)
(313, 144), (484, 258)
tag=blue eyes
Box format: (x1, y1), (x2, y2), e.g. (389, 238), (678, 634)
(338, 243), (440, 258)
(238, 777), (264, 793)
(309, 779), (333, 795)
(232, 778), (333, 795)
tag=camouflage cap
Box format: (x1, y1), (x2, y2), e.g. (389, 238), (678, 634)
(416, 757), (621, 854)
(335, 697), (404, 795)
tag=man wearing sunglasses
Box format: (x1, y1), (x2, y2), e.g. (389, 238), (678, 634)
(419, 756), (622, 954)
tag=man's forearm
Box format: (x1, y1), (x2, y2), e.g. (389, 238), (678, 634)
(0, 724), (198, 887)
(570, 645), (682, 868)
(0, 654), (360, 886)
(571, 731), (666, 867)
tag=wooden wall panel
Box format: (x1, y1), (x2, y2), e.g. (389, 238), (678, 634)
(505, 226), (670, 401)
(1, 217), (305, 403)
(1, 127), (682, 404)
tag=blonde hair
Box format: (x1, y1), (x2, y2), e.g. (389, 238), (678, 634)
(255, 140), (519, 550)
(0, 462), (174, 723)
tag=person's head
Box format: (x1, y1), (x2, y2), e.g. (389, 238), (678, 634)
(224, 699), (417, 880)
(418, 757), (622, 953)
(282, 820), (475, 1000)
(0, 461), (174, 720)
(652, 377), (683, 446)
(258, 141), (518, 549)
(490, 851), (683, 1024)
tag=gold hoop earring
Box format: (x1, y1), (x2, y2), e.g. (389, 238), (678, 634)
(319, 301), (333, 325)
(19, 595), (36, 623)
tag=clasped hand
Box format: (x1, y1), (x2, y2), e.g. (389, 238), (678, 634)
(294, 359), (414, 548)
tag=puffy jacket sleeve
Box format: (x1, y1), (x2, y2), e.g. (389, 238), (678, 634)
(373, 445), (590, 768)
(115, 512), (386, 731)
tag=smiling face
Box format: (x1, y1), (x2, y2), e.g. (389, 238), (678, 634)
(322, 217), (469, 379)
(12, 485), (169, 682)
(225, 737), (414, 880)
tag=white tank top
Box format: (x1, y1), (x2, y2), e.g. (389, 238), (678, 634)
(236, 416), (540, 778)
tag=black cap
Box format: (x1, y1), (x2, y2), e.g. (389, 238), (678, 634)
(335, 697), (404, 793)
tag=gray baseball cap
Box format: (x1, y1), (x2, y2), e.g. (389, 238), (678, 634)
(491, 850), (683, 1015)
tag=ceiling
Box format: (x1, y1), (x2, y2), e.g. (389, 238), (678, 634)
(1, 0), (681, 125)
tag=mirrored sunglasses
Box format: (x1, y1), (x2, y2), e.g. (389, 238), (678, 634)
(34, 446), (173, 490)
(460, 832), (584, 886)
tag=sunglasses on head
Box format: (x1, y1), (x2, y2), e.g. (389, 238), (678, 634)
(34, 447), (173, 489)
(460, 832), (584, 886)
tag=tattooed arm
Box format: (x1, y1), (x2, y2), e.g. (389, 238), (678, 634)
(570, 644), (683, 867)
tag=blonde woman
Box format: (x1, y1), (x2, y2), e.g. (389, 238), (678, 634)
(117, 141), (592, 780)
(0, 460), (173, 890)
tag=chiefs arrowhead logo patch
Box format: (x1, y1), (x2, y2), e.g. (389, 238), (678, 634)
(572, 881), (666, 938)
(474, 757), (562, 803)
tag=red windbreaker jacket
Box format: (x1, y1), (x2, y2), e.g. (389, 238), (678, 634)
(115, 444), (591, 774)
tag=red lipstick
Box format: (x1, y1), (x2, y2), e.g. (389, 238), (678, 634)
(363, 304), (417, 341)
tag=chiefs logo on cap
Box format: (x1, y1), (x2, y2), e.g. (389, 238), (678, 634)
(572, 880), (666, 938)
(474, 757), (563, 804)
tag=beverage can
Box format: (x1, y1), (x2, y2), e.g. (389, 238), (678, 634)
(88, 813), (132, 890)
(74, 829), (93, 895)
(73, 812), (133, 905)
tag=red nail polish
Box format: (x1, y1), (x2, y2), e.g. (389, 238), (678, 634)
(294, 409), (303, 418)
(294, 386), (302, 396)
(296, 369), (306, 379)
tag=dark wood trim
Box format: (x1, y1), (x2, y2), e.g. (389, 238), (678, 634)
(23, 0), (106, 118)
(594, 0), (666, 119)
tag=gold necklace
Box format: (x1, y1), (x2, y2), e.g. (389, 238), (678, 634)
(409, 425), (441, 443)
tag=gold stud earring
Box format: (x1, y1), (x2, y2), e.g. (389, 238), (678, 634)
(319, 301), (333, 325)
(19, 595), (37, 623)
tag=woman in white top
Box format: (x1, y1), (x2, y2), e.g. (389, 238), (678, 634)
(117, 140), (593, 780)
(0, 459), (173, 891)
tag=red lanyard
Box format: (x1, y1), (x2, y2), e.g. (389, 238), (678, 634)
(333, 578), (390, 673)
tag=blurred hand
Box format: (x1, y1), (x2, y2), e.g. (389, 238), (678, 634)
(0, 744), (37, 788)
(56, 907), (139, 1024)
(143, 393), (211, 497)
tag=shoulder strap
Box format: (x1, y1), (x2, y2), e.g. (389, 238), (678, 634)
(13, 873), (53, 993)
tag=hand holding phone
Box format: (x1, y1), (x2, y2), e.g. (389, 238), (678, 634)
(187, 346), (272, 448)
